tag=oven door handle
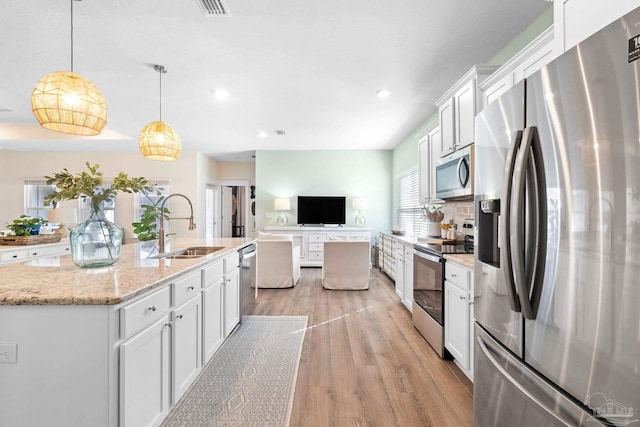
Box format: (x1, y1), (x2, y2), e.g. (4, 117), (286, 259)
(413, 249), (442, 263)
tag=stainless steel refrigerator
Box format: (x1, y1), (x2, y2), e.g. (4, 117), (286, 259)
(474, 7), (640, 426)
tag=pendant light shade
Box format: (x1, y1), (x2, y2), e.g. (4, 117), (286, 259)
(31, 0), (107, 136)
(139, 64), (181, 161)
(139, 121), (182, 161)
(31, 71), (107, 136)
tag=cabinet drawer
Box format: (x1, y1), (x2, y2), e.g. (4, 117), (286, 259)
(224, 252), (240, 274)
(309, 242), (324, 251)
(308, 234), (326, 243)
(173, 271), (202, 307)
(404, 247), (413, 259)
(446, 262), (470, 291)
(0, 250), (28, 262)
(121, 287), (171, 339)
(308, 251), (323, 260)
(202, 260), (224, 288)
(393, 242), (404, 255)
(28, 244), (70, 258)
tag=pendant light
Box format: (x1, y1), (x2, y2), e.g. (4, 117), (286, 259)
(138, 65), (182, 161)
(31, 0), (107, 136)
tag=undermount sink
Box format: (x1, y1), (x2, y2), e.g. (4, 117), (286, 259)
(152, 246), (225, 259)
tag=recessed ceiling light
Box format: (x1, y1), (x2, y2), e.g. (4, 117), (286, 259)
(212, 89), (229, 100)
(376, 89), (391, 98)
(258, 131), (268, 138)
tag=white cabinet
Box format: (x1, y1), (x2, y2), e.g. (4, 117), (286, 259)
(393, 242), (405, 300)
(436, 66), (498, 156)
(223, 252), (240, 337)
(402, 246), (414, 312)
(444, 261), (474, 380)
(418, 122), (443, 205)
(0, 241), (71, 265)
(202, 260), (224, 363)
(555, 0), (637, 53)
(265, 226), (371, 267)
(480, 27), (555, 109)
(172, 294), (202, 403)
(120, 315), (171, 427)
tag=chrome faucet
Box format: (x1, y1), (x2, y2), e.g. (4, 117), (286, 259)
(158, 193), (196, 253)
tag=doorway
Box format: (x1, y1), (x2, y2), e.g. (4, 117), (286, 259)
(206, 182), (250, 239)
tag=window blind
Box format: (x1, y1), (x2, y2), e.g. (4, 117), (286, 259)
(396, 169), (427, 237)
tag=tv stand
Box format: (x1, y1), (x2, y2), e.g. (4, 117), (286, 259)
(264, 226), (371, 267)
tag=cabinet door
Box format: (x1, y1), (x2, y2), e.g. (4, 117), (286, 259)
(172, 294), (202, 403)
(223, 267), (240, 337)
(439, 97), (455, 156)
(403, 256), (414, 312)
(454, 80), (475, 150)
(428, 127), (444, 203)
(202, 280), (224, 364)
(444, 282), (470, 371)
(120, 316), (171, 427)
(395, 254), (405, 300)
(418, 137), (431, 205)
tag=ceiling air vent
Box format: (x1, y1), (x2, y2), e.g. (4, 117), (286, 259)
(195, 0), (231, 17)
(274, 130), (287, 135)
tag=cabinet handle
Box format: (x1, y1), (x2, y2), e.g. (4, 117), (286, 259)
(187, 285), (195, 290)
(176, 314), (184, 319)
(11, 255), (18, 259)
(165, 321), (173, 328)
(469, 301), (474, 306)
(32, 252), (38, 256)
(459, 295), (466, 300)
(451, 273), (457, 277)
(148, 305), (157, 312)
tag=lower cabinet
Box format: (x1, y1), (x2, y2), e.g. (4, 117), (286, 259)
(172, 294), (202, 403)
(444, 261), (474, 380)
(202, 281), (224, 363)
(120, 315), (171, 427)
(402, 246), (414, 311)
(223, 252), (240, 337)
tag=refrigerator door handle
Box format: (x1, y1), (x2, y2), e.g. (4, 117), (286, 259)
(501, 130), (523, 312)
(512, 126), (547, 319)
(476, 332), (581, 427)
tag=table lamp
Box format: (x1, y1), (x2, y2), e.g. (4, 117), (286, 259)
(352, 198), (368, 226)
(48, 207), (78, 237)
(274, 198), (291, 226)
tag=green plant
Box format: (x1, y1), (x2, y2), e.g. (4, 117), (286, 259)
(132, 195), (170, 241)
(7, 215), (48, 236)
(43, 162), (155, 208)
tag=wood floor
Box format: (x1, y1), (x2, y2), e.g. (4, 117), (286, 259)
(252, 268), (473, 427)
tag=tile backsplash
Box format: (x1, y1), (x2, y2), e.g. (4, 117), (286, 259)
(440, 200), (474, 232)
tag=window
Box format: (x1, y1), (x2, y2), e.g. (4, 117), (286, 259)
(24, 182), (56, 219)
(396, 169), (427, 236)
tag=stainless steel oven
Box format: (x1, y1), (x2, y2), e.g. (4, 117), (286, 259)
(412, 248), (446, 358)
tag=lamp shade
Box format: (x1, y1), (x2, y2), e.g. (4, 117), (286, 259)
(139, 121), (182, 161)
(48, 207), (78, 225)
(31, 71), (107, 136)
(274, 198), (291, 211)
(352, 198), (368, 210)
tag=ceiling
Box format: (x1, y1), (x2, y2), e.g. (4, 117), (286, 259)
(0, 0), (550, 162)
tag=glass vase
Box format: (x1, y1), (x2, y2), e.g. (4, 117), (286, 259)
(69, 200), (123, 268)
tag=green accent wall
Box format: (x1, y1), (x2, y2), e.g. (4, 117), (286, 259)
(255, 150), (392, 240)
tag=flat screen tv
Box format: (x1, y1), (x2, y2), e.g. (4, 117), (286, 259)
(297, 196), (346, 225)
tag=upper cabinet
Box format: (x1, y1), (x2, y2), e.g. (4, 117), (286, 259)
(480, 26), (556, 108)
(555, 0), (637, 52)
(435, 66), (499, 157)
(418, 121), (443, 205)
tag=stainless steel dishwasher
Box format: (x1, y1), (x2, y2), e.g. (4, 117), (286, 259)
(238, 243), (256, 320)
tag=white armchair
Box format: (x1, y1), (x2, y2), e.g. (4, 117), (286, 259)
(256, 232), (301, 288)
(322, 240), (371, 290)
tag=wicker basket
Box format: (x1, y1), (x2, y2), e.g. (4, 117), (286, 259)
(0, 234), (62, 245)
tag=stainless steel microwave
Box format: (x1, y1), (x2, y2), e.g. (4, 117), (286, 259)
(435, 145), (474, 200)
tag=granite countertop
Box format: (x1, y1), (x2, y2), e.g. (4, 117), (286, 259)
(444, 253), (475, 270)
(0, 237), (254, 306)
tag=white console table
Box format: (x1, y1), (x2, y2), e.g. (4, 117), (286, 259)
(264, 226), (372, 267)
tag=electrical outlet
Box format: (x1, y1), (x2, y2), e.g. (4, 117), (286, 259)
(0, 343), (17, 363)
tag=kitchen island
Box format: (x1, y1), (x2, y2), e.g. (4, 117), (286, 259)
(0, 237), (254, 427)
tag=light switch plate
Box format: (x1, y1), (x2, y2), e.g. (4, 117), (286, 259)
(0, 343), (17, 363)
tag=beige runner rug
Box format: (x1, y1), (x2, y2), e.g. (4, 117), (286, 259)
(162, 315), (307, 427)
